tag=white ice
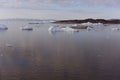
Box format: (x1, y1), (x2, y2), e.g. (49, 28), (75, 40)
(87, 26), (95, 31)
(81, 22), (104, 26)
(81, 22), (105, 31)
(48, 25), (79, 32)
(81, 22), (93, 26)
(72, 24), (79, 26)
(111, 27), (120, 31)
(5, 43), (13, 47)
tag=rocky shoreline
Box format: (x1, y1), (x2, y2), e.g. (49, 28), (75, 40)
(54, 19), (120, 24)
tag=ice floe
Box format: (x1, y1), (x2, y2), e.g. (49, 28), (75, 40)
(111, 27), (120, 31)
(72, 24), (79, 27)
(87, 26), (95, 31)
(48, 25), (79, 33)
(20, 26), (33, 30)
(0, 24), (8, 30)
(48, 25), (63, 32)
(81, 22), (104, 26)
(80, 22), (105, 31)
(62, 27), (79, 32)
(5, 43), (13, 47)
(81, 22), (93, 26)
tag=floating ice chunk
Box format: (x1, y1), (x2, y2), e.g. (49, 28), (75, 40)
(111, 27), (120, 31)
(72, 24), (79, 26)
(5, 43), (13, 47)
(93, 23), (103, 25)
(0, 24), (8, 30)
(87, 26), (95, 31)
(97, 23), (103, 25)
(21, 26), (33, 30)
(62, 27), (79, 32)
(81, 22), (93, 26)
(48, 25), (79, 32)
(48, 25), (64, 32)
(81, 22), (104, 27)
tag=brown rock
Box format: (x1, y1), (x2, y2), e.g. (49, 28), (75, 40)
(71, 26), (88, 29)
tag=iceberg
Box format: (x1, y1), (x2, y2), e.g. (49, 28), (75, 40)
(21, 26), (33, 30)
(48, 25), (64, 32)
(5, 43), (13, 47)
(81, 22), (104, 27)
(62, 27), (79, 32)
(0, 24), (8, 30)
(92, 23), (104, 27)
(87, 26), (95, 31)
(81, 22), (105, 31)
(111, 27), (120, 31)
(81, 22), (93, 26)
(48, 25), (79, 32)
(72, 24), (79, 27)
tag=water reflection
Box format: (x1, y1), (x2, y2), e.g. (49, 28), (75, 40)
(0, 21), (120, 80)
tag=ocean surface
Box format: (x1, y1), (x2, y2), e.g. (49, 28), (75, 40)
(0, 20), (120, 80)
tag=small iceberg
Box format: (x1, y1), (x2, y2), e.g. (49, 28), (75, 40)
(63, 27), (79, 32)
(48, 25), (79, 32)
(111, 27), (120, 31)
(72, 24), (79, 27)
(48, 25), (64, 32)
(81, 22), (93, 26)
(0, 24), (8, 30)
(81, 22), (104, 27)
(87, 26), (93, 31)
(5, 43), (13, 47)
(87, 26), (96, 31)
(21, 26), (33, 31)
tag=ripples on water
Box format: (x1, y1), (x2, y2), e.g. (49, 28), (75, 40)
(0, 20), (120, 80)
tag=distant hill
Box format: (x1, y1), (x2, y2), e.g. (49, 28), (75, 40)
(54, 19), (120, 24)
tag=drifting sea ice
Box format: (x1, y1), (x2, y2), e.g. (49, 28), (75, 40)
(81, 22), (105, 31)
(5, 43), (13, 47)
(81, 22), (93, 26)
(72, 24), (79, 26)
(0, 24), (8, 30)
(111, 27), (120, 31)
(48, 25), (79, 32)
(20, 26), (33, 30)
(87, 26), (95, 31)
(81, 22), (104, 26)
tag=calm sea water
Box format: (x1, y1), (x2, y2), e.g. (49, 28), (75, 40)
(0, 20), (120, 80)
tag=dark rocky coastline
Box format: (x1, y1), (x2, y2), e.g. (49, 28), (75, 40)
(54, 19), (120, 24)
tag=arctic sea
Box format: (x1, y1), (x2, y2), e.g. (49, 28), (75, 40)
(0, 20), (120, 80)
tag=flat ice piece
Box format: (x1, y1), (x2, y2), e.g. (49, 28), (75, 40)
(48, 25), (79, 32)
(0, 24), (8, 30)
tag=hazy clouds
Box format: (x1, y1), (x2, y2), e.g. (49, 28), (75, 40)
(0, 0), (119, 9)
(0, 0), (119, 19)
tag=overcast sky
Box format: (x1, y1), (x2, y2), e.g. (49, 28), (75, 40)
(0, 0), (120, 20)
